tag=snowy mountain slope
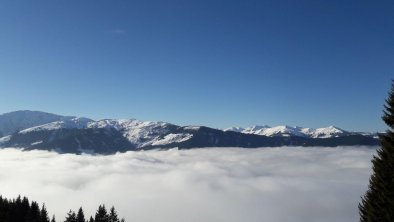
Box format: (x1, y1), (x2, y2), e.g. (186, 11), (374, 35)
(87, 119), (187, 148)
(0, 110), (74, 136)
(241, 125), (271, 134)
(244, 125), (305, 137)
(19, 117), (93, 134)
(223, 127), (245, 133)
(3, 127), (133, 154)
(151, 133), (193, 146)
(305, 126), (349, 138)
(0, 135), (11, 145)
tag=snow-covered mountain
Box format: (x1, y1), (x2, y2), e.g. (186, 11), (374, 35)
(0, 110), (379, 154)
(0, 111), (75, 137)
(224, 125), (353, 138)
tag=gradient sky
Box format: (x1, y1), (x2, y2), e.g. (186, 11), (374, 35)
(0, 0), (393, 132)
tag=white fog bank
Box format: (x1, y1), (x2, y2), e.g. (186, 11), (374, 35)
(0, 147), (377, 222)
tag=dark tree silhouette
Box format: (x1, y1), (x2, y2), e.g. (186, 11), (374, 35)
(94, 205), (109, 222)
(64, 210), (77, 222)
(30, 201), (41, 222)
(21, 197), (30, 221)
(40, 204), (50, 222)
(109, 206), (119, 222)
(359, 81), (394, 221)
(76, 207), (85, 222)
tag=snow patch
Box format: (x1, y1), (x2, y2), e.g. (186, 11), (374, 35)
(152, 133), (193, 146)
(0, 135), (11, 145)
(31, 141), (43, 146)
(223, 127), (245, 133)
(183, 126), (201, 131)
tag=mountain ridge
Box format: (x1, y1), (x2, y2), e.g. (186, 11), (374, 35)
(0, 110), (379, 154)
(224, 125), (358, 138)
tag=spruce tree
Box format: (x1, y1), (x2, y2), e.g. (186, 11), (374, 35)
(94, 205), (108, 222)
(30, 201), (41, 222)
(0, 196), (9, 222)
(109, 206), (119, 222)
(13, 195), (24, 222)
(21, 196), (30, 221)
(359, 81), (394, 221)
(51, 215), (56, 222)
(64, 210), (77, 222)
(40, 204), (50, 222)
(76, 207), (85, 222)
(89, 216), (94, 222)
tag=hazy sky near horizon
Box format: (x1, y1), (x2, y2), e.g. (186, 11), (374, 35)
(0, 0), (393, 131)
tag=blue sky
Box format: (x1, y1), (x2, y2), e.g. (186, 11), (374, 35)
(0, 0), (393, 132)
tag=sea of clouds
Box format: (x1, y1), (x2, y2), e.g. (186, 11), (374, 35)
(0, 146), (377, 222)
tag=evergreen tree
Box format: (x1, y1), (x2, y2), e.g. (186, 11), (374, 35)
(13, 195), (25, 222)
(40, 204), (50, 222)
(0, 196), (8, 221)
(89, 216), (94, 222)
(51, 215), (56, 222)
(108, 206), (119, 222)
(64, 210), (77, 222)
(94, 205), (108, 222)
(76, 207), (85, 222)
(21, 197), (31, 221)
(30, 201), (41, 222)
(359, 80), (394, 221)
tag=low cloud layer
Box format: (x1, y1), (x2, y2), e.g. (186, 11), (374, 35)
(0, 147), (376, 222)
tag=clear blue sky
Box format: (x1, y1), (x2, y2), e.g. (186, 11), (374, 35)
(0, 0), (393, 132)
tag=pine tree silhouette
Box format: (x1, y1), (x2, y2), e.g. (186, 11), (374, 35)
(94, 205), (109, 222)
(359, 80), (394, 221)
(30, 201), (41, 222)
(21, 197), (30, 221)
(64, 210), (77, 222)
(40, 204), (50, 222)
(109, 206), (119, 222)
(76, 207), (85, 222)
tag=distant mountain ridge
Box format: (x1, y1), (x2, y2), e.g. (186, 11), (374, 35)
(224, 125), (358, 138)
(0, 111), (379, 154)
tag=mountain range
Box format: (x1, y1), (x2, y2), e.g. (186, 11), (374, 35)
(0, 110), (379, 154)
